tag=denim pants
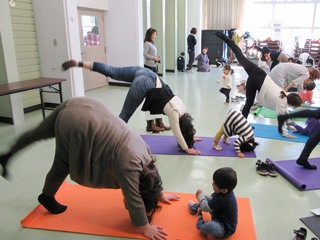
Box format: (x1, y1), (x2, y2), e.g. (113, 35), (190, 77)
(92, 62), (157, 122)
(196, 216), (225, 238)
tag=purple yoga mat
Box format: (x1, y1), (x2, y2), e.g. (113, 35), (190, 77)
(140, 135), (256, 158)
(267, 157), (320, 191)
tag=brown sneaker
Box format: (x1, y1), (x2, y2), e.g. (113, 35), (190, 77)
(61, 60), (77, 71)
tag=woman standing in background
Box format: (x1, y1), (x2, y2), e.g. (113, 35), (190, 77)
(143, 28), (161, 73)
(187, 27), (197, 72)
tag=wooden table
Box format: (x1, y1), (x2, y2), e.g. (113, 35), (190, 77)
(0, 77), (66, 119)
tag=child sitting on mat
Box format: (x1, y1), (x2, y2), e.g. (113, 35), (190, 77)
(188, 167), (238, 239)
(212, 109), (259, 158)
(288, 117), (320, 136)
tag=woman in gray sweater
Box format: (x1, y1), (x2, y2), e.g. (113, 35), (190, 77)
(143, 28), (161, 73)
(0, 97), (178, 240)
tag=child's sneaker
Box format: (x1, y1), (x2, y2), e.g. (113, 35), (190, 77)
(223, 138), (231, 144)
(212, 144), (222, 151)
(265, 160), (278, 177)
(256, 160), (268, 176)
(188, 201), (199, 215)
(293, 227), (307, 240)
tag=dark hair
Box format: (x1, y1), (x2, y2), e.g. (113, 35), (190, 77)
(92, 26), (99, 34)
(280, 91), (302, 108)
(179, 113), (196, 149)
(261, 47), (270, 55)
(144, 28), (157, 43)
(306, 57), (314, 67)
(190, 27), (197, 34)
(139, 159), (163, 222)
(213, 167), (237, 192)
(223, 64), (232, 73)
(304, 81), (316, 91)
(240, 138), (259, 152)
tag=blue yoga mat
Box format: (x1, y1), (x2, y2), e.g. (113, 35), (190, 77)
(268, 157), (320, 191)
(251, 123), (313, 143)
(140, 135), (256, 158)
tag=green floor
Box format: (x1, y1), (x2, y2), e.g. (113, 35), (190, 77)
(0, 67), (319, 240)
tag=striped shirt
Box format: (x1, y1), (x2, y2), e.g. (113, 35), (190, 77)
(223, 109), (254, 152)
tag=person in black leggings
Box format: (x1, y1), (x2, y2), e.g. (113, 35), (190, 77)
(278, 109), (320, 170)
(215, 32), (302, 138)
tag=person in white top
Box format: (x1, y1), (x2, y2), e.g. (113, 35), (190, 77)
(215, 32), (302, 138)
(217, 65), (233, 103)
(298, 52), (315, 68)
(269, 62), (319, 93)
(61, 60), (202, 155)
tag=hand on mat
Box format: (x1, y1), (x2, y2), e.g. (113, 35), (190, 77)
(237, 152), (245, 158)
(194, 137), (202, 142)
(284, 133), (296, 139)
(159, 193), (180, 204)
(140, 224), (168, 240)
(185, 148), (201, 155)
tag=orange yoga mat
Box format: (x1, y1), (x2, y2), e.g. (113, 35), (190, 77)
(21, 182), (256, 240)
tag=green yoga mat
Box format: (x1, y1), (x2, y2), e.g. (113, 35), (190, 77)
(254, 107), (306, 122)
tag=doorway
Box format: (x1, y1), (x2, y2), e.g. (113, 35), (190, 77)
(78, 9), (107, 91)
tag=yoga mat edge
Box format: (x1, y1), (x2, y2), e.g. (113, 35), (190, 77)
(267, 158), (306, 190)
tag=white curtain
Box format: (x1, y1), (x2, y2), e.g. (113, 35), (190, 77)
(202, 0), (245, 32)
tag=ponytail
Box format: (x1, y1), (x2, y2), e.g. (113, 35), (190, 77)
(279, 91), (287, 99)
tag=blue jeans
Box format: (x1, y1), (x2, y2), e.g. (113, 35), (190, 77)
(196, 216), (225, 239)
(92, 62), (157, 122)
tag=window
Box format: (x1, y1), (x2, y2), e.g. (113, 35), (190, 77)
(243, 0), (320, 54)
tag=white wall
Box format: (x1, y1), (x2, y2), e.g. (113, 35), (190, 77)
(77, 0), (108, 10)
(33, 0), (84, 101)
(186, 0), (202, 57)
(0, 0), (24, 124)
(105, 0), (144, 67)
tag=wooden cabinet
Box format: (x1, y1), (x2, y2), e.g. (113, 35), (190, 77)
(201, 30), (226, 64)
(257, 39), (282, 52)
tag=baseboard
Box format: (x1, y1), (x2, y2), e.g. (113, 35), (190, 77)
(166, 69), (175, 73)
(44, 102), (60, 109)
(0, 116), (14, 124)
(24, 104), (41, 114)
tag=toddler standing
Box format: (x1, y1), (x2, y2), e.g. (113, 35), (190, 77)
(217, 65), (233, 103)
